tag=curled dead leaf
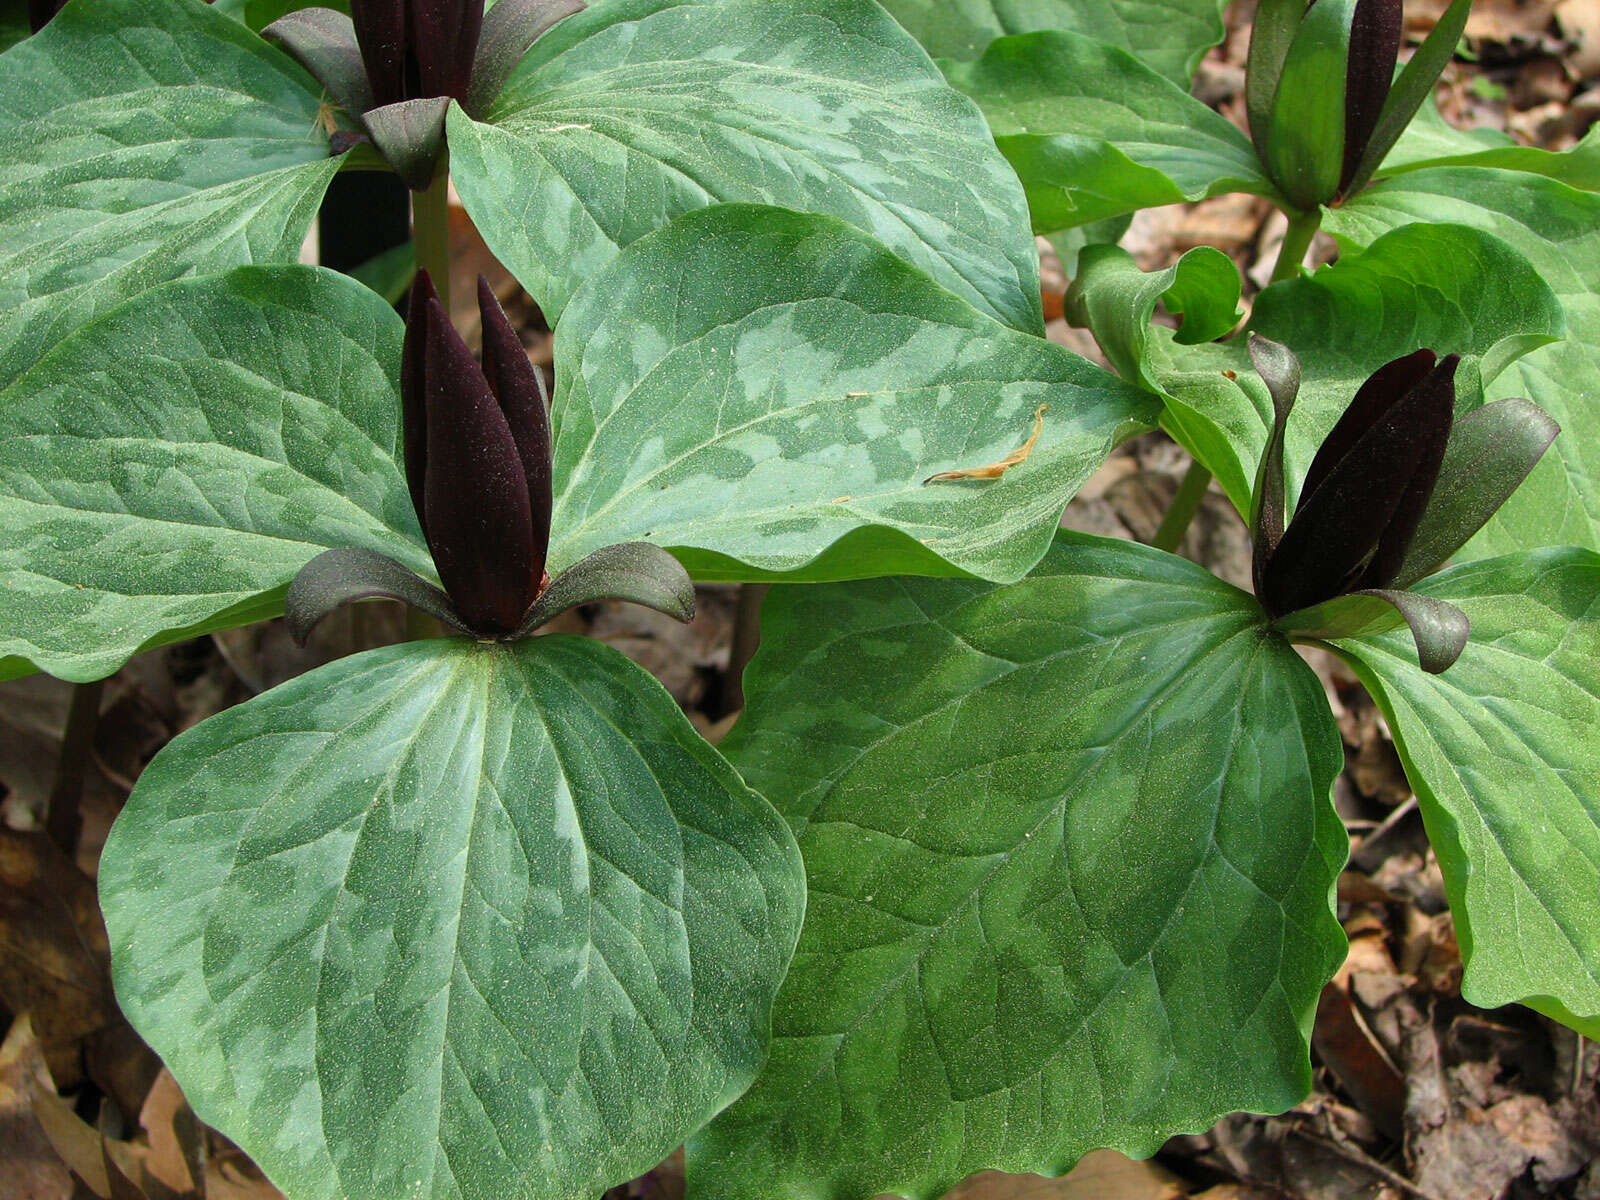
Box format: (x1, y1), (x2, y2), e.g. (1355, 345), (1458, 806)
(925, 404), (1047, 483)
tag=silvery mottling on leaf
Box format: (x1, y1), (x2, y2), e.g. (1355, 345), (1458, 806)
(1247, 0), (1471, 210)
(1247, 334), (1559, 674)
(286, 272), (694, 643)
(264, 0), (584, 187)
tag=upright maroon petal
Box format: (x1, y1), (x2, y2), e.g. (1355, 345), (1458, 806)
(349, 0), (407, 107)
(1341, 0), (1404, 191)
(1299, 348), (1435, 505)
(477, 276), (553, 585)
(400, 270), (440, 536)
(419, 295), (537, 634)
(410, 0), (485, 102)
(1261, 350), (1456, 616)
(1359, 354), (1458, 588)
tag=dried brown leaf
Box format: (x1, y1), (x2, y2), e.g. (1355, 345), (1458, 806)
(925, 405), (1047, 483)
(0, 1014), (74, 1200)
(942, 1150), (1185, 1199)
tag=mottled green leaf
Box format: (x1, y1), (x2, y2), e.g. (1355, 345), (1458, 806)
(1331, 549), (1600, 1036)
(448, 0), (1043, 332)
(692, 532), (1348, 1200)
(1152, 222), (1563, 518)
(0, 0), (339, 388)
(1326, 169), (1600, 556)
(942, 30), (1276, 233)
(547, 206), (1159, 585)
(877, 0), (1226, 83)
(0, 267), (425, 683)
(102, 635), (805, 1200)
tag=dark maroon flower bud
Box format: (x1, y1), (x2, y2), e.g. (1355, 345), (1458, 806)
(1340, 0), (1404, 192)
(402, 269), (552, 635)
(265, 0), (582, 188)
(1258, 348), (1455, 617)
(1246, 335), (1558, 674)
(1249, 0), (1471, 207)
(286, 267), (694, 645)
(350, 0), (483, 110)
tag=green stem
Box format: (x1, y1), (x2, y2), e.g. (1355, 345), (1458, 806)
(1151, 460), (1213, 554)
(1270, 208), (1322, 284)
(46, 678), (105, 857)
(411, 151), (452, 312)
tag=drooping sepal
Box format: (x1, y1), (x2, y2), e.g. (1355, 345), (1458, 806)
(1247, 333), (1301, 595)
(513, 542), (695, 636)
(1389, 397), (1560, 589)
(1274, 587), (1470, 675)
(262, 9), (376, 120)
(464, 0), (585, 117)
(286, 547), (469, 644)
(363, 96), (450, 190)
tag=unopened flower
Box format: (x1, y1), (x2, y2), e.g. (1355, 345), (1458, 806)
(266, 0), (583, 187)
(1248, 335), (1557, 672)
(286, 274), (693, 643)
(402, 270), (553, 634)
(1247, 0), (1470, 209)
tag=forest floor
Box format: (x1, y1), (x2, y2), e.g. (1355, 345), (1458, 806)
(4, 2), (1600, 1199)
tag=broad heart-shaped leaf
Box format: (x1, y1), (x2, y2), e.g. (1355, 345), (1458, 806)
(875, 0), (1226, 84)
(0, 266), (425, 683)
(1144, 222), (1563, 519)
(546, 205), (1159, 586)
(1325, 169), (1600, 557)
(101, 634), (805, 1200)
(690, 532), (1348, 1200)
(1328, 549), (1600, 1036)
(447, 0), (1044, 333)
(0, 0), (340, 389)
(941, 30), (1277, 234)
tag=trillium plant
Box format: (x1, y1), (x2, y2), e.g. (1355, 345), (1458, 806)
(1, 0), (1599, 1198)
